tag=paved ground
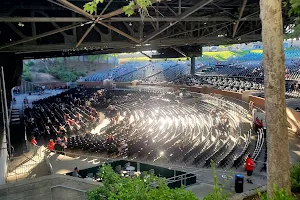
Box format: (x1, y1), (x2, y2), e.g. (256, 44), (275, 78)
(12, 89), (66, 109)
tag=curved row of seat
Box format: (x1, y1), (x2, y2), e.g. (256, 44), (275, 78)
(67, 90), (255, 169)
(25, 87), (266, 171)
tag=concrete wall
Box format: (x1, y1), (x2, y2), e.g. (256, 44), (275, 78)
(249, 95), (265, 110)
(249, 95), (300, 133)
(0, 174), (99, 200)
(36, 82), (67, 89)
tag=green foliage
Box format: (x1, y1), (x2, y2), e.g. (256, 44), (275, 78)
(88, 55), (100, 62)
(258, 185), (296, 200)
(47, 65), (78, 82)
(56, 57), (64, 64)
(291, 162), (300, 193)
(27, 61), (35, 67)
(203, 160), (231, 200)
(285, 0), (300, 38)
(38, 68), (48, 73)
(289, 0), (300, 16)
(84, 0), (104, 14)
(123, 1), (136, 17)
(84, 0), (158, 16)
(87, 164), (198, 200)
(22, 64), (32, 82)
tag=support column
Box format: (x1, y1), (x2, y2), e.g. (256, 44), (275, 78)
(191, 56), (196, 75)
(260, 0), (291, 196)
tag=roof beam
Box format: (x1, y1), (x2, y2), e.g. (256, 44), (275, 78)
(159, 22), (229, 40)
(56, 0), (94, 20)
(0, 16), (260, 23)
(194, 23), (232, 42)
(75, 0), (113, 48)
(172, 47), (187, 57)
(76, 23), (95, 47)
(140, 51), (152, 58)
(211, 3), (235, 17)
(232, 0), (247, 38)
(142, 0), (215, 44)
(2, 35), (262, 52)
(97, 21), (139, 43)
(0, 23), (83, 50)
(5, 23), (27, 38)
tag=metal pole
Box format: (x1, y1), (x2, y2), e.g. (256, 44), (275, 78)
(1, 67), (12, 157)
(0, 73), (5, 123)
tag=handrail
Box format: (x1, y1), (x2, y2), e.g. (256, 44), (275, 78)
(144, 64), (180, 81)
(114, 63), (152, 80)
(51, 185), (107, 199)
(254, 129), (265, 161)
(50, 185), (87, 200)
(51, 185), (87, 193)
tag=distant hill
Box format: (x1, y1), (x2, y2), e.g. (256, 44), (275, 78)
(23, 54), (118, 82)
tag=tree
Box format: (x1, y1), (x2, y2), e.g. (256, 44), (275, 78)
(260, 0), (291, 197)
(40, 58), (54, 71)
(87, 164), (198, 200)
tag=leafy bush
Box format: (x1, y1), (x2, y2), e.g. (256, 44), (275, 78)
(75, 71), (86, 77)
(291, 162), (300, 193)
(258, 185), (296, 200)
(87, 164), (198, 200)
(22, 64), (32, 82)
(203, 161), (231, 200)
(27, 61), (35, 67)
(38, 68), (48, 73)
(47, 65), (80, 82)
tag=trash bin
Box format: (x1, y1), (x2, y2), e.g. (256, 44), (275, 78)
(235, 174), (244, 193)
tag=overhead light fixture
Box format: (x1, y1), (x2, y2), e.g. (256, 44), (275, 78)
(81, 23), (84, 26)
(145, 44), (151, 46)
(18, 22), (24, 27)
(204, 22), (207, 25)
(129, 22), (132, 26)
(9, 39), (12, 41)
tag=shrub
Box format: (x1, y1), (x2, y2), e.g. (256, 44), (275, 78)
(203, 160), (231, 200)
(38, 68), (47, 73)
(27, 61), (35, 67)
(258, 185), (295, 200)
(22, 64), (32, 82)
(87, 164), (198, 200)
(291, 162), (300, 193)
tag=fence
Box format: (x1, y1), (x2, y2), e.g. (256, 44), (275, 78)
(17, 80), (41, 94)
(6, 142), (47, 183)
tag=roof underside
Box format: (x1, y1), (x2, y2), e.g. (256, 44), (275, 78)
(0, 0), (291, 56)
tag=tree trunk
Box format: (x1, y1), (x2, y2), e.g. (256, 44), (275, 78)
(260, 0), (291, 196)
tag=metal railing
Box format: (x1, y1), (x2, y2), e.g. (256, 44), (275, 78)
(51, 185), (87, 200)
(6, 142), (47, 183)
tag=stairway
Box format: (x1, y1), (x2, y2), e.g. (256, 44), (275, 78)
(10, 108), (20, 125)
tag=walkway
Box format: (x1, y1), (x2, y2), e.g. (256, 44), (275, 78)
(10, 89), (66, 156)
(47, 151), (267, 200)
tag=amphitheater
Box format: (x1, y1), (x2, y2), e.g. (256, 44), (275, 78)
(1, 0), (300, 199)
